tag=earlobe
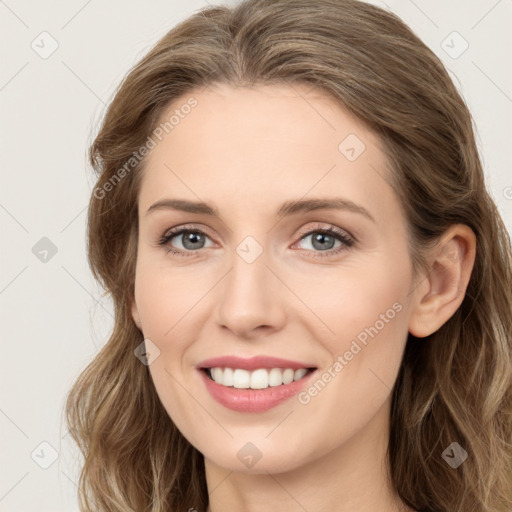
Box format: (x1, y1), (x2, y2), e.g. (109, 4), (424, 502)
(131, 298), (142, 331)
(408, 224), (476, 338)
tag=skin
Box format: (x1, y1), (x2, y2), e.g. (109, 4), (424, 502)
(131, 82), (476, 512)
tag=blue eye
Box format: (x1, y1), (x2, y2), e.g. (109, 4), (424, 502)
(158, 224), (354, 259)
(160, 229), (213, 253)
(295, 227), (354, 258)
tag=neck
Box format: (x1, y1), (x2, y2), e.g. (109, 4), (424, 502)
(204, 397), (415, 512)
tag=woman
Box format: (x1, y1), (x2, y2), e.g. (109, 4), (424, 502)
(66, 0), (512, 511)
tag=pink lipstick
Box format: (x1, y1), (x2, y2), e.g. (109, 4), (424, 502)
(197, 355), (317, 413)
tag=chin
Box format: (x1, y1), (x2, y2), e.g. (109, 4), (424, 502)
(199, 435), (318, 476)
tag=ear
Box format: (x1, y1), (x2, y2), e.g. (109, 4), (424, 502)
(408, 224), (476, 338)
(131, 297), (143, 331)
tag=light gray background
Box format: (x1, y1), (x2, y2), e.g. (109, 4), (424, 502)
(1, 0), (511, 510)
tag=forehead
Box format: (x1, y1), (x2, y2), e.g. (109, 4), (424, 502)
(138, 82), (399, 223)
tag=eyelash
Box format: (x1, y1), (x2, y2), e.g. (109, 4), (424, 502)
(157, 223), (355, 259)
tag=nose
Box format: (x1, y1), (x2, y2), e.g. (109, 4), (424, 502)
(214, 243), (287, 340)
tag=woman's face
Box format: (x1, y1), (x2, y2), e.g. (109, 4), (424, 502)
(131, 82), (421, 474)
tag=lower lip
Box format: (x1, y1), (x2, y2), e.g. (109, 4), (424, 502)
(198, 369), (316, 413)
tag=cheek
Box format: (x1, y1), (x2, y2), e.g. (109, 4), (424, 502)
(294, 254), (412, 411)
(293, 282), (409, 455)
(134, 259), (203, 338)
(145, 358), (206, 455)
(134, 261), (201, 433)
(294, 256), (410, 352)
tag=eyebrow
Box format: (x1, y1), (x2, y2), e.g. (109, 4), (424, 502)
(145, 197), (375, 223)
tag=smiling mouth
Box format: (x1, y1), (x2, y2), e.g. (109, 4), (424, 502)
(201, 367), (316, 390)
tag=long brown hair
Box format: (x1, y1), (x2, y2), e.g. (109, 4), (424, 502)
(65, 1), (512, 510)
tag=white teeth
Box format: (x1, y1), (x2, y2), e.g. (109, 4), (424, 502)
(294, 368), (308, 380)
(233, 369), (250, 388)
(250, 369), (268, 389)
(223, 367), (234, 387)
(207, 367), (312, 389)
(268, 368), (283, 387)
(282, 368), (294, 385)
(212, 367), (223, 383)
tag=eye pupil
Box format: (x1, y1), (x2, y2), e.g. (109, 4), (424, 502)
(183, 231), (204, 249)
(312, 232), (335, 251)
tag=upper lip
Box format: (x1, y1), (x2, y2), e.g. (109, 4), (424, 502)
(197, 355), (317, 371)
